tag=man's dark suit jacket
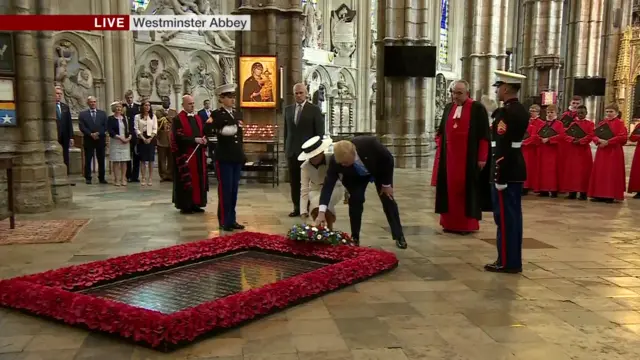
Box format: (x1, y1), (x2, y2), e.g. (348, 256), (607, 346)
(198, 108), (212, 124)
(78, 108), (108, 140)
(56, 102), (73, 145)
(284, 101), (324, 158)
(123, 102), (140, 145)
(319, 136), (394, 206)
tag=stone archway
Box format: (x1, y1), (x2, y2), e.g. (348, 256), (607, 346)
(53, 32), (105, 116)
(304, 65), (332, 105)
(183, 50), (223, 106)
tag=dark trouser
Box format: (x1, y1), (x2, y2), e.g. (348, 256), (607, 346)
(126, 142), (140, 181)
(491, 183), (523, 269)
(83, 137), (106, 181)
(215, 161), (242, 227)
(288, 156), (303, 211)
(59, 139), (70, 174)
(157, 146), (173, 180)
(347, 178), (404, 240)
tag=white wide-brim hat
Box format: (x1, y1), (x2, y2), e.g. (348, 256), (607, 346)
(298, 136), (333, 161)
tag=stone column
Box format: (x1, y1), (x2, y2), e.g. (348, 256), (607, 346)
(461, 0), (509, 100)
(375, 0), (430, 168)
(602, 0), (631, 107)
(355, 1), (371, 132)
(564, 0), (604, 116)
(235, 0), (303, 180)
(102, 0), (115, 103)
(117, 0), (134, 94)
(520, 0), (563, 102)
(8, 0), (54, 213)
(173, 84), (182, 109)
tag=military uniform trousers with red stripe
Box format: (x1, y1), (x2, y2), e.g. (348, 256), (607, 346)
(215, 161), (242, 227)
(491, 182), (523, 269)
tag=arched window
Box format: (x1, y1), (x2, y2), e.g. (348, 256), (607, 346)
(371, 0), (377, 34)
(439, 0), (450, 64)
(132, 0), (150, 11)
(301, 0), (318, 8)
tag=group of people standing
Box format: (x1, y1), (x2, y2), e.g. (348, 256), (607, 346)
(522, 96), (640, 203)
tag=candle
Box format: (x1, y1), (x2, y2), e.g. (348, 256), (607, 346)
(279, 66), (284, 99)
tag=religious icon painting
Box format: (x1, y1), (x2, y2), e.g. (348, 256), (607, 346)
(497, 120), (507, 135)
(239, 56), (278, 109)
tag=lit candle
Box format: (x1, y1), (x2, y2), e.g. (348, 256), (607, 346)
(279, 66), (284, 99)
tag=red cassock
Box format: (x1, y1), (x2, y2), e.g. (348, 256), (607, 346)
(558, 119), (594, 193)
(557, 110), (577, 190)
(430, 135), (441, 186)
(534, 120), (565, 192)
(522, 118), (544, 190)
(439, 99), (489, 232)
(588, 118), (628, 200)
(627, 131), (640, 193)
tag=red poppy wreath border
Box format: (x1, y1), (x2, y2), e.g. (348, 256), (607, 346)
(0, 232), (398, 350)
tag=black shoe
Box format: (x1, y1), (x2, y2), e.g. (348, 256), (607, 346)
(180, 209), (194, 214)
(85, 179), (92, 184)
(633, 193), (640, 199)
(220, 225), (235, 232)
(579, 193), (588, 200)
(550, 192), (558, 198)
(288, 210), (300, 217)
(443, 229), (471, 235)
(395, 237), (407, 249)
(99, 179), (108, 184)
(70, 183), (76, 186)
(352, 237), (360, 246)
(522, 189), (529, 196)
(566, 192), (577, 200)
(232, 223), (245, 230)
(484, 263), (522, 274)
(191, 207), (205, 213)
(537, 192), (549, 197)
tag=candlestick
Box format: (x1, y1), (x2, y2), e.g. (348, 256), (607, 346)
(279, 66), (284, 99)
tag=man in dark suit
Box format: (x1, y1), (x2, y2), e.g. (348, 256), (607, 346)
(284, 82), (325, 217)
(78, 96), (108, 184)
(55, 86), (74, 180)
(123, 90), (140, 182)
(198, 99), (212, 123)
(314, 136), (407, 249)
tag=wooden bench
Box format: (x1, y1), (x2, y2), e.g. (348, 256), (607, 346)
(0, 157), (15, 229)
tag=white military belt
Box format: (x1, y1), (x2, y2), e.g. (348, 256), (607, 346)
(491, 141), (522, 148)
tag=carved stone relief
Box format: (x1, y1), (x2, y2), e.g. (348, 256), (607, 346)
(54, 40), (98, 115)
(134, 48), (179, 102)
(328, 70), (356, 135)
(370, 29), (377, 69)
(434, 73), (447, 123)
(182, 55), (218, 105)
(219, 56), (235, 85)
(330, 4), (357, 60)
(136, 65), (154, 98)
(302, 2), (322, 49)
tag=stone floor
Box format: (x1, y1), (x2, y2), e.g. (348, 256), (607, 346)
(1, 148), (640, 359)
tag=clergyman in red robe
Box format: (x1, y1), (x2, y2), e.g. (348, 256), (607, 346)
(588, 103), (627, 203)
(435, 80), (491, 235)
(170, 94), (209, 214)
(522, 104), (544, 195)
(558, 105), (593, 199)
(628, 125), (640, 199)
(534, 104), (564, 197)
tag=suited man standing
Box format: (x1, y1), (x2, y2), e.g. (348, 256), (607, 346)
(55, 86), (74, 178)
(284, 83), (324, 217)
(123, 90), (140, 182)
(78, 96), (108, 184)
(314, 137), (407, 249)
(198, 99), (212, 122)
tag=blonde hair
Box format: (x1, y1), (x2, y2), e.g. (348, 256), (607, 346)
(605, 103), (619, 112)
(332, 140), (355, 163)
(546, 104), (558, 113)
(110, 101), (122, 113)
(529, 104), (541, 112)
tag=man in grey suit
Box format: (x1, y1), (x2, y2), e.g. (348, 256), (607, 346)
(284, 83), (325, 217)
(78, 96), (108, 184)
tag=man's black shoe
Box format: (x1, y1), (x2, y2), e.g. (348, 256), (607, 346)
(180, 209), (194, 214)
(484, 263), (522, 274)
(352, 237), (360, 246)
(220, 225), (235, 232)
(395, 237), (407, 249)
(192, 207), (205, 213)
(232, 223), (245, 230)
(566, 192), (577, 200)
(85, 180), (92, 184)
(288, 210), (300, 217)
(99, 180), (108, 184)
(634, 193), (640, 199)
(579, 193), (588, 200)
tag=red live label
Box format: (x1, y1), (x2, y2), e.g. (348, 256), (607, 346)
(93, 15), (129, 30)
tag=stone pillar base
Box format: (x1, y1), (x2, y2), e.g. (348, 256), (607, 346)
(69, 148), (82, 175)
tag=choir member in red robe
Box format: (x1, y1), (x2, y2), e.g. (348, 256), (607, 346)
(557, 96), (582, 192)
(534, 104), (564, 197)
(430, 134), (441, 186)
(171, 95), (209, 214)
(558, 105), (594, 200)
(628, 125), (640, 199)
(435, 80), (491, 234)
(588, 103), (628, 203)
(522, 105), (544, 195)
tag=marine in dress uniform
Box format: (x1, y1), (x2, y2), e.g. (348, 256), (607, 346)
(207, 84), (246, 232)
(485, 70), (529, 274)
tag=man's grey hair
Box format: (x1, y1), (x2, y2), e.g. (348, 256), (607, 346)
(452, 80), (470, 91)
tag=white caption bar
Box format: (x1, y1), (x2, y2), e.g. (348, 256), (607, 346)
(131, 15), (251, 31)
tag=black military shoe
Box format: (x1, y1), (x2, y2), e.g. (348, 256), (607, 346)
(220, 225), (235, 232)
(232, 223), (245, 230)
(288, 210), (300, 217)
(191, 207), (205, 213)
(395, 237), (407, 249)
(351, 236), (360, 247)
(484, 262), (522, 274)
(180, 209), (194, 214)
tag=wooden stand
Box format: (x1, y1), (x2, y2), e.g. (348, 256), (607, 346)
(0, 157), (15, 229)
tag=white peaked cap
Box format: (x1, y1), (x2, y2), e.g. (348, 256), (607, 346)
(215, 83), (237, 96)
(492, 70), (527, 86)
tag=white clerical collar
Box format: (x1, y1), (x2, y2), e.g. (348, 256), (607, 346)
(185, 111), (195, 116)
(453, 106), (463, 119)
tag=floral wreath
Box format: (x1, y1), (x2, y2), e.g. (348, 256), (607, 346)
(287, 224), (356, 246)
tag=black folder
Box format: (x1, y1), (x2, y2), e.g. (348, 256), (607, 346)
(537, 124), (558, 139)
(595, 123), (615, 140)
(565, 123), (587, 139)
(560, 114), (574, 128)
(633, 126), (640, 136)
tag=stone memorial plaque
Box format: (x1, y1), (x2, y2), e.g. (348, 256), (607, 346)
(81, 251), (330, 314)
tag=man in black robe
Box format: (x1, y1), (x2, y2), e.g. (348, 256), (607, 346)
(171, 94), (209, 214)
(435, 80), (492, 235)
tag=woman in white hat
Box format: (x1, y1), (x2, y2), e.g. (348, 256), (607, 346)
(299, 136), (344, 229)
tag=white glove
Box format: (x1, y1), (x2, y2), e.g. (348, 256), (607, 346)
(495, 183), (508, 191)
